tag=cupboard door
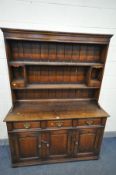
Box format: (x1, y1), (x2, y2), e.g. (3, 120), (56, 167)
(12, 132), (41, 162)
(48, 129), (72, 159)
(73, 128), (103, 158)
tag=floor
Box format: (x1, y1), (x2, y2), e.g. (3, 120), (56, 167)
(0, 137), (116, 175)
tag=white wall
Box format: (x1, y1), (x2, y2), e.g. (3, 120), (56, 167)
(0, 0), (116, 139)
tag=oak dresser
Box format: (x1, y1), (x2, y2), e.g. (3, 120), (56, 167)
(2, 28), (112, 167)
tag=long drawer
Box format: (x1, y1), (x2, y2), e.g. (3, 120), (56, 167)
(47, 120), (72, 128)
(73, 118), (101, 127)
(13, 121), (41, 129)
(7, 117), (106, 131)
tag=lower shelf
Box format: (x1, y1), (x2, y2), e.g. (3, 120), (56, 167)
(12, 83), (100, 89)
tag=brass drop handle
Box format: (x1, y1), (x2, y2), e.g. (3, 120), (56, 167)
(86, 120), (93, 125)
(55, 121), (64, 127)
(23, 122), (31, 129)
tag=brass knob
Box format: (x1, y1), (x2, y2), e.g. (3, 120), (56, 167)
(75, 141), (78, 145)
(23, 122), (31, 129)
(38, 144), (41, 148)
(41, 140), (50, 147)
(46, 143), (49, 147)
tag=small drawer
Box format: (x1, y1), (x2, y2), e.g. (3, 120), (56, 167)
(73, 118), (101, 127)
(47, 120), (72, 128)
(13, 121), (40, 129)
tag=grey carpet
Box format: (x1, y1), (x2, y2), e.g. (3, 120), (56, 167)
(0, 137), (116, 175)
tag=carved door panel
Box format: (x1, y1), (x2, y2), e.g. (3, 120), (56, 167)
(46, 129), (72, 160)
(11, 132), (41, 162)
(73, 128), (103, 157)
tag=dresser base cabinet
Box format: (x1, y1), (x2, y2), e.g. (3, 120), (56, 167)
(2, 28), (112, 167)
(6, 116), (106, 167)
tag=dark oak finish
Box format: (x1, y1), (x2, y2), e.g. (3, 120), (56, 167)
(2, 28), (112, 44)
(73, 128), (103, 158)
(2, 28), (112, 167)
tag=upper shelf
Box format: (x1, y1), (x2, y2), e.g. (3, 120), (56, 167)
(9, 60), (104, 67)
